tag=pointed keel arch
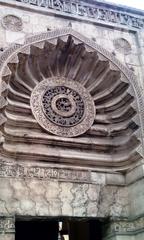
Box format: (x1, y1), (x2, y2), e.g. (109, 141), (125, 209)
(0, 28), (143, 172)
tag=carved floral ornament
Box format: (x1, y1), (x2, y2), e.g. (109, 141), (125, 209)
(30, 77), (95, 137)
(1, 14), (23, 32)
(0, 28), (143, 171)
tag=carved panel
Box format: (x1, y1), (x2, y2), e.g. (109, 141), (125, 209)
(104, 216), (144, 237)
(113, 38), (131, 54)
(2, 15), (23, 32)
(0, 217), (15, 233)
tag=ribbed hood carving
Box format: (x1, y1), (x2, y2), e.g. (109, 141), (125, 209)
(0, 29), (142, 172)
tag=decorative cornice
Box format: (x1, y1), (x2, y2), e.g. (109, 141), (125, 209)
(4, 0), (144, 30)
(0, 217), (15, 234)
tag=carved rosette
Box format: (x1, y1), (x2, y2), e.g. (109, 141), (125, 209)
(113, 38), (131, 54)
(2, 15), (23, 32)
(30, 77), (95, 137)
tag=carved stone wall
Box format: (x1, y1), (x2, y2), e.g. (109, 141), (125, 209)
(0, 0), (143, 90)
(0, 0), (143, 88)
(0, 163), (128, 218)
(0, 28), (143, 172)
(0, 1), (143, 240)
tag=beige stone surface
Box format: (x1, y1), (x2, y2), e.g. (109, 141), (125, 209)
(0, 235), (14, 240)
(128, 178), (144, 217)
(103, 237), (135, 240)
(136, 232), (144, 240)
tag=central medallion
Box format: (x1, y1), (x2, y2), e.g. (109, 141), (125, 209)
(30, 77), (95, 137)
(42, 86), (84, 127)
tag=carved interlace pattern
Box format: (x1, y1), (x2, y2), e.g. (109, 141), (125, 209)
(42, 86), (84, 127)
(2, 15), (23, 32)
(30, 77), (95, 137)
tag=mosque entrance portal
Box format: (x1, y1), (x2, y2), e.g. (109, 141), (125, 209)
(15, 218), (102, 240)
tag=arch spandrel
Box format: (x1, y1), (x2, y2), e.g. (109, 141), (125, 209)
(0, 28), (143, 172)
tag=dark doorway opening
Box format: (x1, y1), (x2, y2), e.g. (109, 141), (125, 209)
(15, 218), (102, 240)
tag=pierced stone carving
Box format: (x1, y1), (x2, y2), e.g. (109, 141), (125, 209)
(30, 77), (95, 137)
(42, 85), (85, 127)
(113, 38), (131, 54)
(2, 15), (23, 32)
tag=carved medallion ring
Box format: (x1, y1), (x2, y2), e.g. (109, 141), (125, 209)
(42, 86), (85, 127)
(30, 77), (95, 137)
(50, 93), (77, 118)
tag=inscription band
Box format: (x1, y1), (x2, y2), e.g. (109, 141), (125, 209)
(15, 0), (144, 29)
(0, 163), (91, 182)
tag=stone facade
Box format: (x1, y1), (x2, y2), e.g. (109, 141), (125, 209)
(0, 0), (144, 240)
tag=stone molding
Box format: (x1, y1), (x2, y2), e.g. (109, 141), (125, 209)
(0, 217), (15, 234)
(12, 0), (144, 30)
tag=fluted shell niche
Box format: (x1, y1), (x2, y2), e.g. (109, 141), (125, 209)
(0, 33), (142, 172)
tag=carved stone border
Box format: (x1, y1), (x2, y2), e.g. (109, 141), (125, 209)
(0, 161), (130, 185)
(7, 0), (144, 30)
(0, 162), (91, 183)
(0, 28), (143, 153)
(0, 217), (15, 234)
